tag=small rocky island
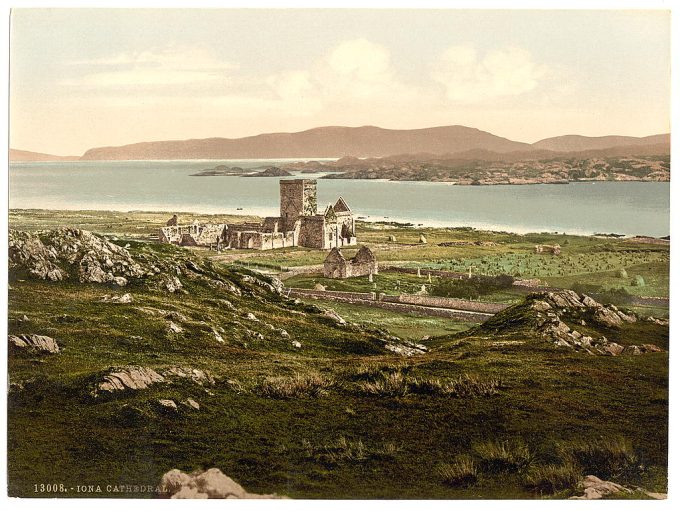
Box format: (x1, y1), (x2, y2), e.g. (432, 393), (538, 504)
(190, 165), (292, 177)
(190, 165), (247, 176)
(242, 166), (292, 178)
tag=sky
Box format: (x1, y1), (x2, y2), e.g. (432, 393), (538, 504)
(9, 8), (671, 156)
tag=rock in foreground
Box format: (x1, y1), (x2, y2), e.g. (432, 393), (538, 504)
(9, 334), (60, 354)
(472, 290), (664, 356)
(159, 468), (286, 499)
(9, 228), (145, 285)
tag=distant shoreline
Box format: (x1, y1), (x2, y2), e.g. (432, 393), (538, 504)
(7, 207), (669, 240)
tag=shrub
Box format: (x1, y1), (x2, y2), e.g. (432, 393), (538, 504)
(618, 268), (628, 279)
(409, 375), (501, 398)
(359, 372), (501, 398)
(524, 464), (581, 494)
(352, 361), (406, 381)
(439, 455), (478, 487)
(632, 275), (646, 287)
(358, 371), (409, 397)
(556, 436), (639, 480)
(303, 436), (401, 466)
(430, 274), (515, 299)
(257, 373), (335, 399)
(571, 282), (632, 305)
(472, 439), (534, 473)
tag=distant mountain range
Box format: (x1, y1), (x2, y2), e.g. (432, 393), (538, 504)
(9, 149), (80, 162)
(10, 126), (670, 162)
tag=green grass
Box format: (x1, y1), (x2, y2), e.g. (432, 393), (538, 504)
(305, 299), (477, 340)
(7, 210), (669, 499)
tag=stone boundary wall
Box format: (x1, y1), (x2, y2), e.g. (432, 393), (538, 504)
(286, 288), (491, 322)
(286, 288), (376, 301)
(384, 294), (508, 314)
(381, 266), (468, 279)
(362, 300), (491, 322)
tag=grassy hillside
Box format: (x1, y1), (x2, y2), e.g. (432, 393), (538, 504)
(7, 216), (668, 499)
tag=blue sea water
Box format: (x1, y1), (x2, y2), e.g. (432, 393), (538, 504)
(9, 159), (670, 237)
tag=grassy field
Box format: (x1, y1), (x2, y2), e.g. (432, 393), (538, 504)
(10, 210), (669, 299)
(7, 210), (669, 499)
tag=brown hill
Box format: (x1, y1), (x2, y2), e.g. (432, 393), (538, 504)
(10, 149), (80, 162)
(80, 125), (533, 160)
(532, 134), (669, 152)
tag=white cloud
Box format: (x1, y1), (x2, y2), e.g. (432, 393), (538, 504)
(63, 46), (237, 88)
(432, 45), (547, 102)
(327, 39), (391, 78)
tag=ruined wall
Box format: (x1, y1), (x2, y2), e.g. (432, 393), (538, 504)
(299, 216), (326, 249)
(323, 260), (347, 278)
(385, 295), (508, 314)
(346, 260), (377, 278)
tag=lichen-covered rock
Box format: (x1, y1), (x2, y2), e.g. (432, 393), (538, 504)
(593, 307), (623, 328)
(100, 293), (134, 304)
(158, 399), (178, 411)
(159, 468), (285, 499)
(322, 309), (346, 325)
(167, 321), (183, 334)
(384, 340), (427, 357)
(472, 290), (657, 356)
(93, 366), (165, 397)
(181, 398), (200, 411)
(9, 228), (145, 286)
(570, 475), (632, 500)
(9, 334), (60, 354)
(160, 366), (214, 386)
(8, 230), (65, 281)
(154, 274), (183, 293)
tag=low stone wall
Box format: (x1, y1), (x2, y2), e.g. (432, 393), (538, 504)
(364, 300), (491, 321)
(285, 288), (493, 322)
(384, 294), (508, 314)
(381, 266), (468, 279)
(286, 288), (376, 301)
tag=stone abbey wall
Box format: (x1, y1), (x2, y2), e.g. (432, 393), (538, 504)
(159, 179), (355, 251)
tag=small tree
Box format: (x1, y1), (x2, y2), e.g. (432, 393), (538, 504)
(618, 268), (628, 279)
(632, 275), (645, 287)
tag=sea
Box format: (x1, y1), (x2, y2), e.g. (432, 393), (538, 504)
(8, 159), (671, 237)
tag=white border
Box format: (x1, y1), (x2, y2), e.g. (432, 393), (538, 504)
(1, 2), (676, 511)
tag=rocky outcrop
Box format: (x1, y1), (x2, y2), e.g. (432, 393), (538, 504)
(474, 290), (663, 356)
(384, 341), (428, 357)
(8, 230), (65, 281)
(9, 229), (145, 286)
(160, 366), (215, 386)
(159, 468), (285, 499)
(570, 475), (632, 500)
(91, 365), (213, 398)
(9, 334), (60, 354)
(93, 366), (165, 397)
(322, 309), (346, 325)
(100, 293), (134, 304)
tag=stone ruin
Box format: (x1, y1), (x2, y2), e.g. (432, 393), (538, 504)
(534, 244), (561, 255)
(158, 179), (357, 251)
(323, 245), (378, 279)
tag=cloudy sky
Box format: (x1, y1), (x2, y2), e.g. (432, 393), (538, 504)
(10, 9), (670, 156)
